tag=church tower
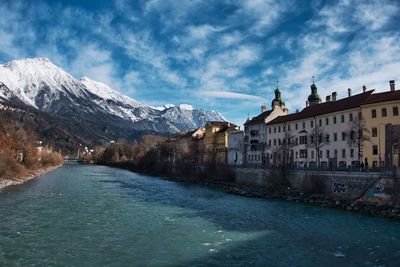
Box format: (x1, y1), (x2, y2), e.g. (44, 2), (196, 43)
(307, 78), (321, 106)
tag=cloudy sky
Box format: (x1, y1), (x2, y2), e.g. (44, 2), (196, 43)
(0, 0), (399, 125)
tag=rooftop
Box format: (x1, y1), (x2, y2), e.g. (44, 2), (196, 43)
(267, 90), (375, 125)
(244, 110), (273, 126)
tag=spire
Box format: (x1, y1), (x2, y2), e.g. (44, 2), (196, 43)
(271, 80), (285, 108)
(307, 76), (321, 105)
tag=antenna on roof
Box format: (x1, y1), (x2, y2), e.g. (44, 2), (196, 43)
(312, 76), (315, 84)
(276, 80), (279, 89)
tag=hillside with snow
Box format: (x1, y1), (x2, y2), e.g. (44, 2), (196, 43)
(0, 58), (225, 135)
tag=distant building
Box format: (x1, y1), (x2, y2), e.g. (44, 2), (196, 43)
(227, 130), (244, 166)
(243, 85), (288, 167)
(203, 121), (237, 164)
(361, 81), (400, 169)
(265, 80), (400, 170)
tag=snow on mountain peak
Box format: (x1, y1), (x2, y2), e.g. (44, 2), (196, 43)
(80, 76), (142, 108)
(0, 57), (228, 133)
(179, 104), (194, 111)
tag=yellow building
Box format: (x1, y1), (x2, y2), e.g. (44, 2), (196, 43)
(203, 121), (237, 164)
(361, 81), (400, 169)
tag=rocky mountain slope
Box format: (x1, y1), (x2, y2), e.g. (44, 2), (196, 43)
(0, 58), (225, 137)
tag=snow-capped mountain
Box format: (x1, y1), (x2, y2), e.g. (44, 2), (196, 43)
(0, 58), (225, 134)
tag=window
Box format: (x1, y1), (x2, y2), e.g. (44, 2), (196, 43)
(394, 106), (399, 116)
(326, 150), (330, 158)
(334, 133), (337, 142)
(310, 120), (314, 128)
(349, 113), (353, 122)
(394, 144), (398, 154)
(274, 139), (276, 145)
(299, 136), (307, 144)
(342, 132), (346, 141)
(269, 128), (271, 134)
(319, 150), (322, 158)
(288, 124), (291, 131)
(295, 151), (298, 159)
(269, 139), (271, 146)
(342, 149), (346, 158)
(300, 149), (308, 158)
(278, 139), (281, 145)
(311, 150), (314, 159)
(250, 130), (258, 136)
(333, 116), (337, 124)
(373, 145), (378, 155)
(278, 126), (281, 133)
(334, 149), (338, 157)
(295, 123), (298, 130)
(371, 109), (377, 118)
(325, 117), (329, 125)
(382, 108), (387, 117)
(372, 127), (377, 137)
(326, 134), (330, 142)
(274, 127), (276, 133)
(341, 114), (345, 123)
(350, 149), (354, 158)
(302, 122), (305, 129)
(319, 119), (322, 126)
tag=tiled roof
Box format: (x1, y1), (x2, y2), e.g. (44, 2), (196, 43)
(216, 125), (237, 134)
(182, 129), (197, 138)
(244, 110), (273, 126)
(364, 90), (400, 105)
(267, 90), (374, 125)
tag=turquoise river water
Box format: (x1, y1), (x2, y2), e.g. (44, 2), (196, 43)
(1, 165), (400, 266)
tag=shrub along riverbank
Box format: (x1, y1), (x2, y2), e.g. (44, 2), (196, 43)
(0, 113), (63, 190)
(94, 138), (400, 220)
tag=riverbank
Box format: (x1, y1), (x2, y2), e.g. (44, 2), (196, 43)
(0, 164), (63, 191)
(101, 162), (400, 220)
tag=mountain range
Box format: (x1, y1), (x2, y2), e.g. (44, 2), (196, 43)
(0, 58), (225, 149)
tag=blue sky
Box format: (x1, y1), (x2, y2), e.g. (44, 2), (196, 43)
(0, 0), (399, 125)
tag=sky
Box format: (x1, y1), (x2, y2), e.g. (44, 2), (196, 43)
(0, 0), (399, 125)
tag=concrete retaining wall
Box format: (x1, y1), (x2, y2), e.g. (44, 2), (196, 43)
(234, 168), (399, 204)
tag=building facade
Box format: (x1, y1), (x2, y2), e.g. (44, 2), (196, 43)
(227, 130), (244, 166)
(361, 81), (400, 169)
(203, 121), (237, 164)
(243, 87), (288, 167)
(266, 83), (374, 168)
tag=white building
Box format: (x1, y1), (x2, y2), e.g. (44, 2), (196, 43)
(243, 87), (288, 167)
(266, 82), (374, 169)
(227, 130), (244, 166)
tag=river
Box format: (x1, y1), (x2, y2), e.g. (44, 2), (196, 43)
(1, 165), (400, 266)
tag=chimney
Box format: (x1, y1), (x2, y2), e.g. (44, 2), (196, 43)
(261, 105), (266, 113)
(348, 88), (352, 97)
(306, 100), (309, 107)
(390, 80), (395, 91)
(362, 85), (367, 93)
(326, 95), (331, 102)
(332, 91), (337, 101)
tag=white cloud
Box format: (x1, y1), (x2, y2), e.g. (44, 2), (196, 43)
(198, 91), (264, 101)
(186, 24), (222, 40)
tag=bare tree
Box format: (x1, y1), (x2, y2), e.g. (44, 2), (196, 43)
(307, 123), (329, 167)
(346, 116), (370, 164)
(281, 128), (296, 167)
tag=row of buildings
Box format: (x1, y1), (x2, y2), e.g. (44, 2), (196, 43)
(165, 80), (400, 171)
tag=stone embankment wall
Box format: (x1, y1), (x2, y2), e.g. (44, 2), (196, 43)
(235, 168), (399, 205)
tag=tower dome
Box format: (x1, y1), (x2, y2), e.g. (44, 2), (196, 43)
(271, 83), (285, 108)
(307, 81), (321, 105)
